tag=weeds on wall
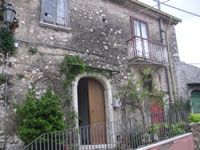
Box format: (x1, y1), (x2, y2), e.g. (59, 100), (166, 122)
(16, 73), (25, 80)
(28, 47), (37, 55)
(15, 89), (65, 144)
(0, 29), (16, 56)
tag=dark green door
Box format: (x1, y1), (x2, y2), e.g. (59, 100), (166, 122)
(192, 91), (200, 113)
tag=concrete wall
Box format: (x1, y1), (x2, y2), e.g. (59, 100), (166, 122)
(0, 0), (180, 148)
(138, 133), (194, 150)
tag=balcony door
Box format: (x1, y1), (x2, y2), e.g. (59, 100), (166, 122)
(132, 20), (150, 58)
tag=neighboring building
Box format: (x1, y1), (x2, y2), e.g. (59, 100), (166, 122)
(174, 62), (200, 113)
(0, 0), (189, 149)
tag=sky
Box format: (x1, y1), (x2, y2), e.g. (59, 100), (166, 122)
(138, 0), (200, 67)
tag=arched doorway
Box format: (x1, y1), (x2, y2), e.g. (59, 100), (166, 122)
(192, 90), (200, 113)
(78, 77), (106, 144)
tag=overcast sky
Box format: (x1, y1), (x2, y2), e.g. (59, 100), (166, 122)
(138, 0), (200, 67)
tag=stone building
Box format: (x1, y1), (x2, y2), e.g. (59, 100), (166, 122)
(0, 0), (188, 149)
(174, 62), (200, 113)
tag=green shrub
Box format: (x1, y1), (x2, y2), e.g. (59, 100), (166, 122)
(189, 113), (200, 123)
(15, 89), (65, 144)
(170, 121), (187, 136)
(148, 122), (187, 139)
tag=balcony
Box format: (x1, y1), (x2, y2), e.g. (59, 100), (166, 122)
(127, 36), (168, 64)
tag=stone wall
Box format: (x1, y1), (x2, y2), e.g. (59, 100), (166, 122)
(190, 123), (200, 150)
(0, 0), (180, 148)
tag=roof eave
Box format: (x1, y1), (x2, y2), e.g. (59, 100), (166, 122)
(128, 0), (182, 25)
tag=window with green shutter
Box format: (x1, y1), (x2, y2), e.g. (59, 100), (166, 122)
(40, 0), (70, 30)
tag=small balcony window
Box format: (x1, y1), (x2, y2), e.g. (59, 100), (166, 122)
(127, 18), (168, 63)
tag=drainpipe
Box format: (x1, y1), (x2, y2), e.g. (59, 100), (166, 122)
(4, 53), (8, 150)
(165, 17), (177, 102)
(159, 17), (175, 103)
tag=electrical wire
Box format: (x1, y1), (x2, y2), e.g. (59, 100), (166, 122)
(162, 3), (200, 18)
(153, 0), (200, 18)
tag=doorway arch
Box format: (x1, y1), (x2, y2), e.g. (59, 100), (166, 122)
(72, 73), (114, 126)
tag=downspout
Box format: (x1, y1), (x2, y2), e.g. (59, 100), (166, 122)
(159, 17), (174, 103)
(165, 17), (177, 102)
(159, 18), (175, 104)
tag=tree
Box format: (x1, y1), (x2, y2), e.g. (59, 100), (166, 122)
(15, 89), (65, 144)
(116, 68), (165, 129)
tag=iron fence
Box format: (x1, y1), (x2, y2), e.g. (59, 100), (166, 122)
(23, 107), (190, 150)
(127, 36), (168, 63)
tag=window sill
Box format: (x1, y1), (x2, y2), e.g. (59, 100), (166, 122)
(39, 22), (72, 32)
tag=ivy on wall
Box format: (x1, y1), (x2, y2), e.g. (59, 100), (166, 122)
(0, 29), (16, 55)
(61, 55), (86, 88)
(61, 55), (86, 129)
(61, 55), (111, 104)
(0, 8), (3, 21)
(0, 2), (3, 21)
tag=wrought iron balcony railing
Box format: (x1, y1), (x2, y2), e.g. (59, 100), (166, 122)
(127, 36), (168, 63)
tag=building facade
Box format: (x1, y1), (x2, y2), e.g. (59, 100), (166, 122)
(0, 0), (185, 149)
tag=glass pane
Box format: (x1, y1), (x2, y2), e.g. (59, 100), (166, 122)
(134, 21), (141, 37)
(43, 0), (54, 23)
(135, 37), (143, 56)
(143, 39), (150, 58)
(57, 0), (65, 25)
(141, 23), (148, 39)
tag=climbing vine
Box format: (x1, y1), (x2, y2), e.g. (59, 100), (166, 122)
(61, 55), (111, 103)
(60, 55), (86, 129)
(115, 68), (166, 129)
(0, 29), (16, 55)
(61, 55), (86, 88)
(0, 1), (3, 21)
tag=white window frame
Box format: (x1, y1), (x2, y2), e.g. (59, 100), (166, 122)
(39, 0), (71, 31)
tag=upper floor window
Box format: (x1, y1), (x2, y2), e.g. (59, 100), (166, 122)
(40, 0), (70, 30)
(131, 18), (150, 58)
(132, 20), (148, 39)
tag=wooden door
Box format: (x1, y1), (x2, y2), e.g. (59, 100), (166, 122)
(88, 79), (106, 144)
(150, 98), (163, 124)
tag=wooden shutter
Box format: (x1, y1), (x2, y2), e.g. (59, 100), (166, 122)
(192, 91), (200, 113)
(56, 0), (65, 25)
(43, 0), (55, 23)
(65, 0), (70, 27)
